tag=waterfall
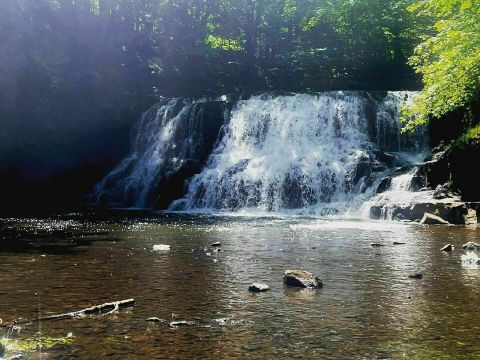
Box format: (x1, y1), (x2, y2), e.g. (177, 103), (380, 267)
(178, 92), (426, 215)
(93, 97), (230, 208)
(94, 91), (428, 216)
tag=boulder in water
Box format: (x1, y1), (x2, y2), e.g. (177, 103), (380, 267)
(420, 213), (449, 225)
(441, 244), (453, 252)
(248, 283), (270, 293)
(210, 242), (221, 247)
(283, 270), (323, 288)
(462, 242), (480, 251)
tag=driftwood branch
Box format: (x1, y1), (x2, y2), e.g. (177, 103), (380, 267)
(7, 299), (135, 328)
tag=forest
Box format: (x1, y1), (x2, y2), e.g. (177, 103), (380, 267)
(0, 0), (479, 211)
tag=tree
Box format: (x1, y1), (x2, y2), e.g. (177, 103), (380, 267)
(403, 0), (480, 130)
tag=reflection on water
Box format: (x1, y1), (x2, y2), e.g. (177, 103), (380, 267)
(0, 213), (479, 359)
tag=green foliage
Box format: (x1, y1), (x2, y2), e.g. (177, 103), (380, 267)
(403, 0), (480, 130)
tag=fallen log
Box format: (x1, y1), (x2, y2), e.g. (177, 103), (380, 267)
(10, 299), (135, 326)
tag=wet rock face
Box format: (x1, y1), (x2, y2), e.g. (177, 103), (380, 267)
(283, 270), (323, 289)
(462, 242), (480, 251)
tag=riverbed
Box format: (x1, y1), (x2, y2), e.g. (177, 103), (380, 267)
(1, 213), (479, 359)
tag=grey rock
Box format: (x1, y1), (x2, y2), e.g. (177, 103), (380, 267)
(248, 283), (270, 293)
(6, 356), (25, 360)
(441, 244), (453, 252)
(283, 270), (323, 289)
(420, 212), (449, 225)
(462, 242), (480, 251)
(210, 242), (221, 247)
(393, 242), (406, 245)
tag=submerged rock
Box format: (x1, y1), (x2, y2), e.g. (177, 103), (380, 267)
(408, 273), (423, 279)
(248, 283), (270, 293)
(369, 243), (384, 247)
(146, 317), (165, 323)
(462, 242), (480, 251)
(441, 244), (453, 252)
(393, 241), (406, 245)
(420, 213), (449, 225)
(283, 270), (323, 288)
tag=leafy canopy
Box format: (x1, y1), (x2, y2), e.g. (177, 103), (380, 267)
(403, 0), (480, 130)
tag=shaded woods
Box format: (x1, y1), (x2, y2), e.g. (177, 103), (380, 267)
(2, 0), (480, 211)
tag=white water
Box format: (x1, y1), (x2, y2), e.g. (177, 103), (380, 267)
(94, 99), (184, 207)
(180, 92), (426, 215)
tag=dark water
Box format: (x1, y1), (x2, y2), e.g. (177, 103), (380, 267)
(1, 213), (479, 359)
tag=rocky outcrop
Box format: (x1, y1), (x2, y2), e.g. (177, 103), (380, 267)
(283, 270), (323, 289)
(369, 201), (479, 224)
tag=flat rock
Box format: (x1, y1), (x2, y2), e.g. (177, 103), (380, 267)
(393, 242), (406, 245)
(283, 270), (323, 289)
(153, 244), (170, 251)
(210, 242), (221, 247)
(248, 283), (270, 293)
(441, 244), (453, 252)
(420, 213), (449, 225)
(462, 242), (480, 251)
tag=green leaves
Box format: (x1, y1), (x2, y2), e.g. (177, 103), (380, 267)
(404, 0), (480, 130)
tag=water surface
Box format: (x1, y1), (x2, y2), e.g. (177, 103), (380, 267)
(1, 213), (479, 359)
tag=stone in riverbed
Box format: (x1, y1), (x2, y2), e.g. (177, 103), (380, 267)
(441, 244), (453, 252)
(420, 213), (449, 225)
(283, 270), (323, 289)
(393, 242), (406, 245)
(248, 283), (270, 293)
(408, 273), (423, 279)
(369, 243), (384, 247)
(210, 242), (221, 247)
(462, 242), (480, 251)
(153, 244), (170, 251)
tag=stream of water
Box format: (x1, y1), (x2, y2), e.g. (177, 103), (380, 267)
(1, 213), (479, 359)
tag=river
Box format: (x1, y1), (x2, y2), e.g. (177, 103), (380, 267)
(1, 212), (479, 359)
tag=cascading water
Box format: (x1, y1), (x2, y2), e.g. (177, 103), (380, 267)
(94, 91), (429, 217)
(175, 92), (427, 215)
